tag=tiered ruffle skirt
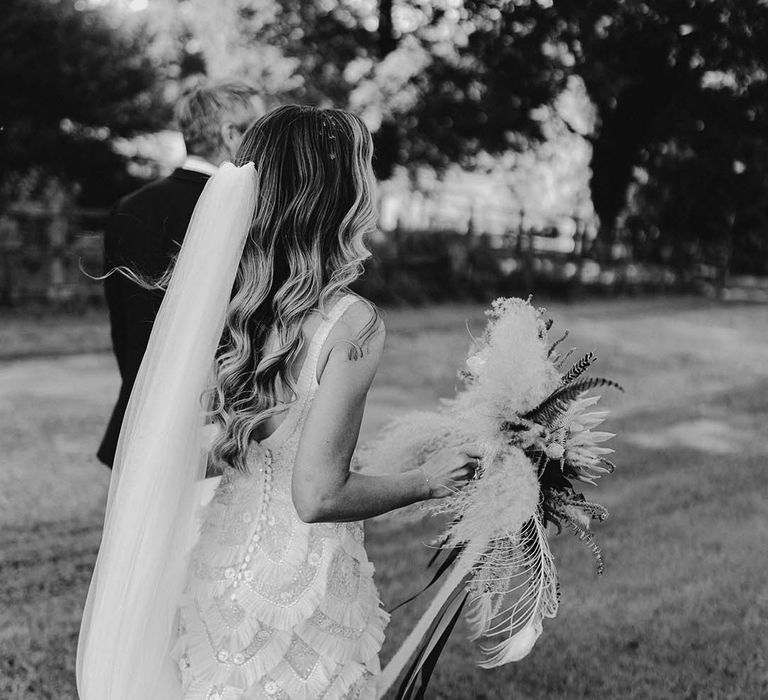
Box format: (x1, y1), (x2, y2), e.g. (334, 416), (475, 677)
(171, 465), (389, 700)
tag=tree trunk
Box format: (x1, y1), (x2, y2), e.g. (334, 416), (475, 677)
(372, 0), (399, 179)
(378, 0), (396, 56)
(583, 63), (686, 249)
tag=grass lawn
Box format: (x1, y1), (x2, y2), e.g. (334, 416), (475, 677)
(1, 297), (766, 699)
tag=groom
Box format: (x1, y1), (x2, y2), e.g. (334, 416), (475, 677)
(97, 82), (264, 467)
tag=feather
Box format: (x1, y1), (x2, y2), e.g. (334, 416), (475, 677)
(481, 617), (543, 666)
(464, 590), (494, 641)
(465, 512), (559, 668)
(560, 351), (597, 385)
(525, 379), (623, 428)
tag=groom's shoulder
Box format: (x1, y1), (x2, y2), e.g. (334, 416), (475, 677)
(115, 170), (207, 217)
(114, 175), (170, 219)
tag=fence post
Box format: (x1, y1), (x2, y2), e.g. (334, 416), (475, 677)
(46, 188), (70, 303)
(0, 215), (21, 306)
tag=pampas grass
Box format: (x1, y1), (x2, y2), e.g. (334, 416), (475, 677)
(361, 297), (558, 461)
(444, 446), (540, 548)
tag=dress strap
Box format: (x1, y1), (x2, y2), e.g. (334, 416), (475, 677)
(301, 293), (360, 389)
(255, 294), (360, 450)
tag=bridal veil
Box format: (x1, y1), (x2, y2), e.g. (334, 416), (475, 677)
(77, 163), (257, 699)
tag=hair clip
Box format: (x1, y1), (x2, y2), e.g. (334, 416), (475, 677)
(320, 114), (338, 159)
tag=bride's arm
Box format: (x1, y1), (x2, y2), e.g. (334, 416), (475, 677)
(291, 304), (478, 523)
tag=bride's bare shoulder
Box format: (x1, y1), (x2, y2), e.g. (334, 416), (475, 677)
(335, 294), (384, 351)
(315, 294), (384, 376)
(336, 292), (381, 326)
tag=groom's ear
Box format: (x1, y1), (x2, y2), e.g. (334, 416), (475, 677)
(221, 121), (239, 150)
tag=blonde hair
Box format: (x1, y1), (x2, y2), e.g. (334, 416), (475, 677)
(175, 81), (263, 159)
(208, 105), (379, 472)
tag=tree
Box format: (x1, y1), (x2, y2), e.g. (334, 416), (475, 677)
(555, 0), (768, 268)
(0, 0), (169, 205)
(625, 80), (768, 279)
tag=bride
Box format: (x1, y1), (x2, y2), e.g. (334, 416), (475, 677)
(77, 105), (481, 700)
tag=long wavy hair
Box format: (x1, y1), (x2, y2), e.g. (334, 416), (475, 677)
(207, 105), (379, 472)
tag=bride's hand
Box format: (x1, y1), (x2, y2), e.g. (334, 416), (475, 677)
(419, 445), (483, 499)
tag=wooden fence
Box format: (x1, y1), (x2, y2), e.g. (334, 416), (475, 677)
(1, 205), (764, 308)
(0, 203), (108, 307)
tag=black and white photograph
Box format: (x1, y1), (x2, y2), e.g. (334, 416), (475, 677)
(1, 1), (767, 698)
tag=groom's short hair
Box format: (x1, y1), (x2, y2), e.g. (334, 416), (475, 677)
(175, 81), (263, 159)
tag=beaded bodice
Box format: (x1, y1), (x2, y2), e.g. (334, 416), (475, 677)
(173, 294), (387, 700)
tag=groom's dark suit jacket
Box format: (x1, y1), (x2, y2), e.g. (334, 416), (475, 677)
(97, 168), (210, 467)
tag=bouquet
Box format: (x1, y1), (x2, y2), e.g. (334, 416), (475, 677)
(367, 298), (622, 699)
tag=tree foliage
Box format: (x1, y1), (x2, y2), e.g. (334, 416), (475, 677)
(270, 1), (571, 177)
(0, 0), (168, 204)
(556, 0), (768, 272)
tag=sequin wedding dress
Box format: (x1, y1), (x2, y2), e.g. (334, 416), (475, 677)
(171, 294), (389, 700)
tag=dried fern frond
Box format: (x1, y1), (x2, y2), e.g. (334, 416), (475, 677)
(547, 330), (569, 359)
(560, 492), (609, 522)
(553, 347), (576, 371)
(563, 514), (605, 575)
